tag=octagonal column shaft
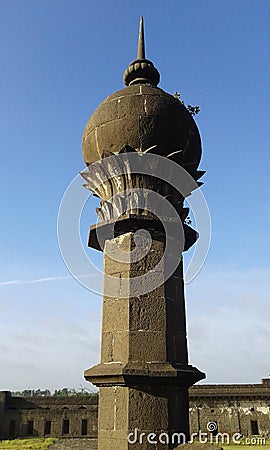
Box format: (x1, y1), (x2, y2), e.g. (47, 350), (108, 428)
(85, 230), (205, 449)
(101, 232), (188, 366)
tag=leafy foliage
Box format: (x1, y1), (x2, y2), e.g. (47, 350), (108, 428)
(173, 92), (200, 116)
(53, 387), (97, 397)
(11, 387), (98, 398)
(184, 216), (192, 225)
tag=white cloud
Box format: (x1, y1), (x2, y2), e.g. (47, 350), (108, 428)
(186, 266), (270, 384)
(0, 302), (101, 392)
(0, 265), (269, 390)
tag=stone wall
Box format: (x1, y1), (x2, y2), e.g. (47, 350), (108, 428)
(0, 392), (98, 440)
(189, 380), (270, 437)
(1, 379), (269, 440)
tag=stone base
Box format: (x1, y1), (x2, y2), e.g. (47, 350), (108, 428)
(85, 363), (205, 450)
(97, 385), (190, 450)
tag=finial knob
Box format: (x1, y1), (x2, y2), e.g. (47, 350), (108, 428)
(123, 17), (160, 87)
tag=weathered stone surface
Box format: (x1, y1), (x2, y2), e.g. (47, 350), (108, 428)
(0, 392), (98, 440)
(82, 18), (206, 450)
(100, 332), (113, 363)
(104, 231), (164, 277)
(102, 297), (129, 331)
(129, 294), (166, 331)
(113, 331), (130, 362)
(128, 387), (168, 430)
(129, 330), (166, 361)
(98, 430), (128, 450)
(82, 85), (202, 170)
(97, 232), (189, 367)
(97, 385), (190, 449)
(85, 228), (205, 448)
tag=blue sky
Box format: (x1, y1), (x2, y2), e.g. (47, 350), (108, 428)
(0, 0), (269, 391)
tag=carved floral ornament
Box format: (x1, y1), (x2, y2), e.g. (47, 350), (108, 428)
(81, 144), (205, 223)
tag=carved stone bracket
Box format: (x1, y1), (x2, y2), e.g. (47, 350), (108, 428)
(81, 145), (204, 224)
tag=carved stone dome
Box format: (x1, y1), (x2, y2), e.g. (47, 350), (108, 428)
(82, 84), (202, 170)
(82, 17), (202, 172)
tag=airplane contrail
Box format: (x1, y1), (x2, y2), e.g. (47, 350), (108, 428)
(0, 273), (98, 287)
(0, 275), (72, 286)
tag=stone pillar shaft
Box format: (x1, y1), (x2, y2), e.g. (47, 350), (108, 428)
(101, 232), (188, 366)
(85, 230), (204, 449)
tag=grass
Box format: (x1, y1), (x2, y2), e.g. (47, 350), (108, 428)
(216, 437), (269, 448)
(184, 438), (270, 449)
(0, 438), (57, 449)
(197, 440), (269, 449)
(0, 438), (269, 450)
(223, 446), (270, 450)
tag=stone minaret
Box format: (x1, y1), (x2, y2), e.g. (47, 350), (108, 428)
(83, 18), (205, 450)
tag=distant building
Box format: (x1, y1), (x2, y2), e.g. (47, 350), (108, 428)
(189, 378), (270, 438)
(0, 392), (97, 439)
(0, 378), (269, 440)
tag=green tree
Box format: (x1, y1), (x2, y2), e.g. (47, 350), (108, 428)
(174, 92), (200, 116)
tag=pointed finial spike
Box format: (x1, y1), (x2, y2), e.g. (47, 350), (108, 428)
(123, 17), (160, 86)
(137, 16), (145, 59)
